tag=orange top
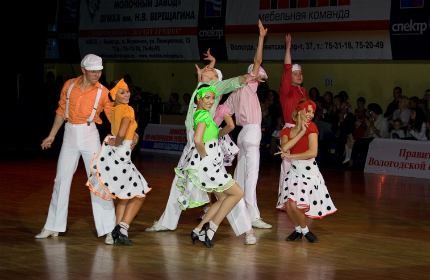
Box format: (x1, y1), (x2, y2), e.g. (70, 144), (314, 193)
(111, 104), (137, 140)
(56, 76), (112, 124)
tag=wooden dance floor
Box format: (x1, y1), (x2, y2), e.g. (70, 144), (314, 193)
(1, 150), (429, 280)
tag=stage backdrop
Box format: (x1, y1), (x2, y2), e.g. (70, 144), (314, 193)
(45, 0), (430, 61)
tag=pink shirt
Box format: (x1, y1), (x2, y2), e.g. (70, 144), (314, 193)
(224, 74), (261, 126)
(214, 104), (232, 127)
(280, 64), (309, 124)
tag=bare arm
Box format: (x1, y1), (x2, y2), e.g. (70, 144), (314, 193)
(113, 117), (131, 147)
(195, 64), (209, 85)
(194, 123), (207, 157)
(284, 34), (292, 64)
(279, 130), (306, 153)
(252, 20), (267, 76)
(238, 74), (266, 85)
(203, 48), (216, 69)
(286, 133), (318, 160)
(41, 114), (65, 150)
(218, 114), (235, 138)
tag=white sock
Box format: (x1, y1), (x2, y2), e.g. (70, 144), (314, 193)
(246, 228), (254, 235)
(301, 226), (309, 235)
(207, 220), (218, 240)
(295, 226), (302, 233)
(194, 227), (206, 242)
(120, 222), (129, 237)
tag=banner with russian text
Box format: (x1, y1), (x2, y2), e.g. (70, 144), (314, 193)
(141, 123), (187, 154)
(364, 138), (430, 180)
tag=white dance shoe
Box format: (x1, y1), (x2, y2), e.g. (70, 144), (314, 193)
(145, 220), (170, 232)
(252, 218), (272, 229)
(245, 229), (257, 245)
(105, 232), (114, 245)
(35, 228), (59, 239)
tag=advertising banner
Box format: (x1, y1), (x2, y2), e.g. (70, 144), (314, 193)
(364, 138), (430, 180)
(141, 123), (187, 154)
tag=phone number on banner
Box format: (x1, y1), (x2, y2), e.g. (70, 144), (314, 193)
(291, 41), (385, 51)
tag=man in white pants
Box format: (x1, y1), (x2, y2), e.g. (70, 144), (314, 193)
(275, 34), (310, 210)
(224, 20), (271, 229)
(35, 54), (132, 244)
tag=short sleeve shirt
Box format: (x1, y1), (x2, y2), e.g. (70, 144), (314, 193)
(194, 110), (219, 143)
(111, 104), (137, 140)
(280, 122), (319, 157)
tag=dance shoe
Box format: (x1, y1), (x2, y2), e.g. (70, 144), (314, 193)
(252, 218), (272, 229)
(105, 232), (114, 245)
(304, 231), (319, 243)
(35, 228), (59, 239)
(145, 220), (170, 232)
(117, 233), (133, 246)
(285, 230), (303, 241)
(244, 230), (257, 245)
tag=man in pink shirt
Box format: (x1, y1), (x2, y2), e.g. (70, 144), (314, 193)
(224, 20), (271, 229)
(276, 34), (310, 210)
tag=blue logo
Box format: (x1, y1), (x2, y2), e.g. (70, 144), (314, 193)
(205, 0), (222, 18)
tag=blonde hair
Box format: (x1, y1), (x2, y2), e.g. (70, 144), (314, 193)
(399, 96), (409, 108)
(292, 98), (312, 122)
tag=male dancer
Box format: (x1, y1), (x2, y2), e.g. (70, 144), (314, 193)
(276, 34), (309, 210)
(224, 20), (271, 229)
(146, 51), (264, 244)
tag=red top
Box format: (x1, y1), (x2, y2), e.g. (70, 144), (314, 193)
(279, 64), (309, 124)
(354, 108), (367, 119)
(352, 126), (366, 140)
(280, 122), (319, 157)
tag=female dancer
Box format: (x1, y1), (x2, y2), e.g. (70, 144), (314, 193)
(87, 79), (151, 246)
(175, 84), (244, 248)
(276, 99), (337, 243)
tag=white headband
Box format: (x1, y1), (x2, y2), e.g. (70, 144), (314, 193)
(292, 64), (301, 72)
(214, 68), (223, 81)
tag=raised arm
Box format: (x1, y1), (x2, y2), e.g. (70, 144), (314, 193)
(284, 34), (292, 65)
(252, 20), (267, 76)
(203, 48), (216, 69)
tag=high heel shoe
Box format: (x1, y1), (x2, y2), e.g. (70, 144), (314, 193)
(111, 224), (121, 243)
(199, 222), (214, 248)
(117, 232), (133, 246)
(190, 231), (199, 245)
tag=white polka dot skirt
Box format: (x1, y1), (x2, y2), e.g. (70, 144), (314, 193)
(219, 134), (239, 166)
(277, 158), (337, 218)
(175, 139), (235, 210)
(87, 138), (152, 201)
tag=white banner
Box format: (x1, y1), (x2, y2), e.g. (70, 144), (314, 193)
(141, 123), (187, 154)
(364, 138), (430, 180)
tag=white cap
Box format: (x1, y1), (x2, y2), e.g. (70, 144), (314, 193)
(81, 54), (103, 70)
(214, 68), (223, 81)
(292, 64), (301, 72)
(247, 64), (268, 79)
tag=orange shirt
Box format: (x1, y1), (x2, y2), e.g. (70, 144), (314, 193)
(111, 104), (137, 140)
(56, 76), (112, 124)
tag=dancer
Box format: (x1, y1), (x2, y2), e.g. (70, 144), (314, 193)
(175, 84), (244, 248)
(87, 79), (152, 246)
(35, 54), (137, 244)
(146, 51), (264, 234)
(276, 34), (310, 210)
(224, 19), (271, 229)
(275, 99), (337, 243)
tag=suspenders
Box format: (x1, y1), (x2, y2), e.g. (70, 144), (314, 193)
(65, 82), (103, 125)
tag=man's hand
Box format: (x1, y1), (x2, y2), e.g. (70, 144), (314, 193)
(286, 34), (291, 49)
(203, 48), (216, 64)
(131, 132), (139, 150)
(41, 135), (55, 150)
(258, 19), (267, 37)
(241, 74), (266, 84)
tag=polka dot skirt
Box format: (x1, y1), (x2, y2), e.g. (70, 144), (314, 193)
(218, 133), (239, 167)
(276, 158), (337, 218)
(175, 139), (235, 210)
(87, 138), (152, 201)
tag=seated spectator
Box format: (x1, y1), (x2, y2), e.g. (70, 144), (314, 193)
(417, 99), (430, 120)
(309, 87), (320, 102)
(423, 89), (430, 104)
(354, 97), (367, 119)
(343, 117), (366, 164)
(390, 118), (406, 139)
(315, 96), (332, 140)
(163, 93), (182, 115)
(325, 94), (341, 125)
(261, 102), (272, 138)
(314, 96), (327, 122)
(264, 89), (282, 127)
(406, 107), (428, 140)
(324, 91), (334, 113)
(180, 93), (191, 115)
(384, 86), (402, 122)
(409, 96), (420, 109)
(348, 103), (389, 167)
(391, 96), (410, 128)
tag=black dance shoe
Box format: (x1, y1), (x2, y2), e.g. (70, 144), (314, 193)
(286, 230), (303, 241)
(111, 224), (121, 242)
(117, 232), (133, 246)
(304, 231), (319, 243)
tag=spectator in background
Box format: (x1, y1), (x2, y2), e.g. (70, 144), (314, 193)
(426, 115), (430, 140)
(423, 89), (430, 104)
(348, 103), (389, 168)
(180, 93), (191, 115)
(324, 91), (334, 113)
(261, 102), (272, 138)
(343, 117), (366, 164)
(385, 87), (402, 122)
(417, 99), (430, 120)
(391, 96), (410, 129)
(133, 87), (143, 101)
(407, 107), (428, 140)
(315, 96), (332, 140)
(409, 96), (419, 109)
(313, 96), (326, 122)
(309, 87), (320, 102)
(326, 94), (341, 125)
(164, 92), (182, 115)
(338, 91), (351, 112)
(123, 74), (135, 95)
(391, 118), (406, 139)
(354, 97), (367, 119)
(264, 89), (282, 127)
(256, 81), (269, 102)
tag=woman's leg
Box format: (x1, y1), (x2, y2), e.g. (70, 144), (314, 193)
(198, 192), (227, 229)
(211, 183), (243, 226)
(115, 200), (128, 225)
(285, 202), (299, 226)
(121, 197), (146, 225)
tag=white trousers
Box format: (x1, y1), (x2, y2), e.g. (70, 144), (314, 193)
(44, 122), (116, 237)
(276, 123), (294, 209)
(158, 129), (252, 236)
(234, 124), (262, 222)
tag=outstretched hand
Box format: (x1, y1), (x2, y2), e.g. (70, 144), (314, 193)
(242, 74), (266, 84)
(195, 64), (210, 80)
(258, 19), (268, 37)
(286, 34), (291, 49)
(203, 48), (215, 62)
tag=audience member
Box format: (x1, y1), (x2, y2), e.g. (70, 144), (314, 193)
(390, 118), (406, 139)
(406, 107), (428, 140)
(132, 87), (143, 101)
(348, 103), (389, 167)
(257, 81), (269, 102)
(391, 96), (410, 128)
(324, 91), (334, 112)
(417, 99), (430, 120)
(343, 117), (366, 164)
(180, 93), (191, 115)
(423, 89), (430, 104)
(309, 87), (320, 102)
(164, 93), (181, 115)
(314, 96), (327, 122)
(264, 89), (282, 127)
(270, 116), (284, 156)
(409, 96), (419, 109)
(354, 97), (367, 119)
(426, 115), (430, 140)
(384, 87), (402, 121)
